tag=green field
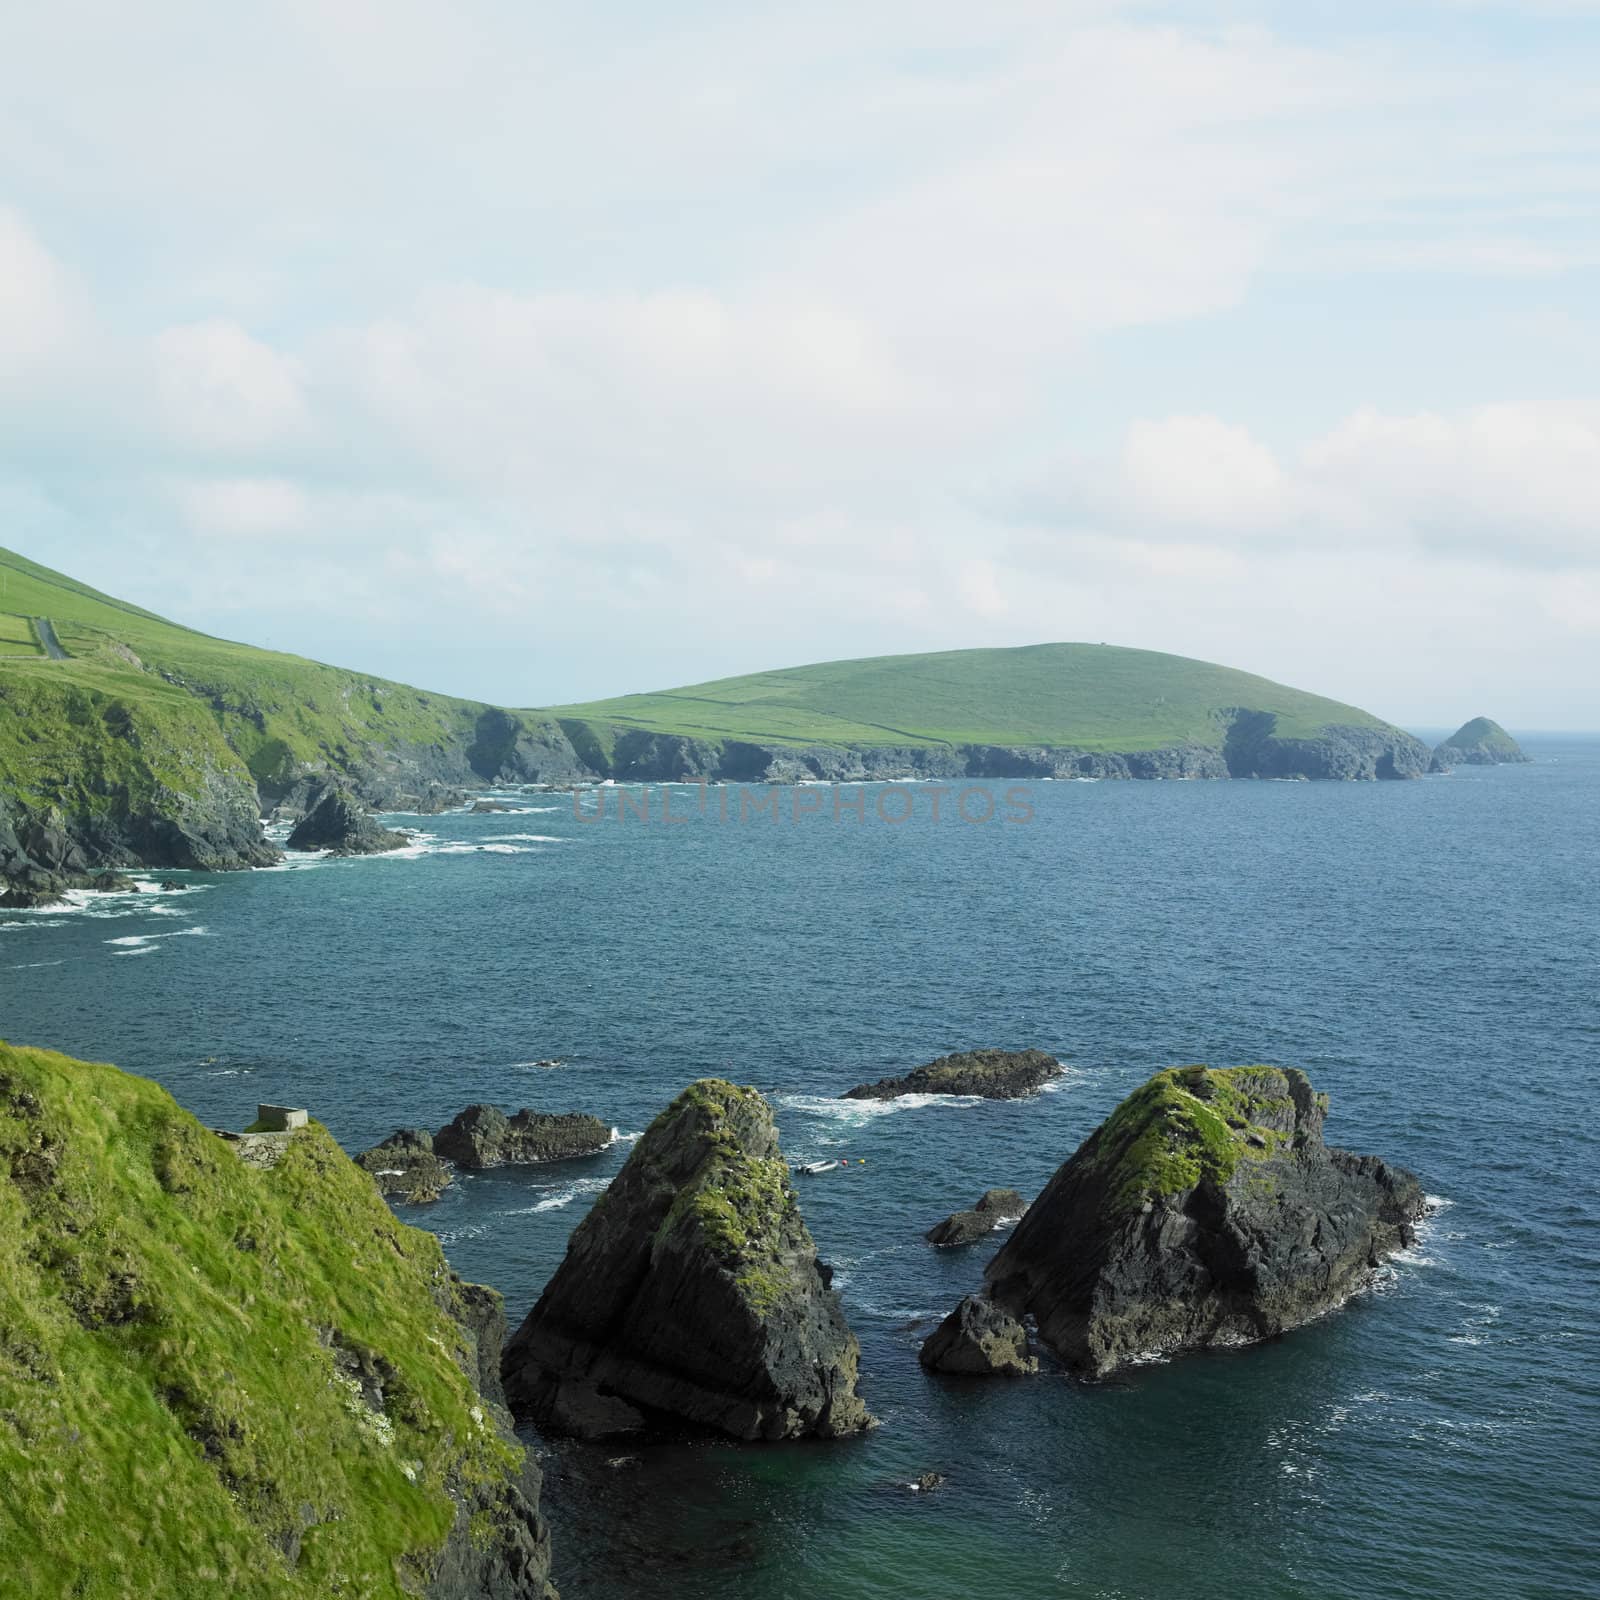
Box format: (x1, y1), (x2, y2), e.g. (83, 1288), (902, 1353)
(0, 612), (43, 656)
(554, 642), (1390, 753)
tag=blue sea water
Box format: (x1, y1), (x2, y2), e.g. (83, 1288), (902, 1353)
(4, 746), (1599, 1599)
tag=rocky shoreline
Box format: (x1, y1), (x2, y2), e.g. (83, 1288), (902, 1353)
(0, 707), (1442, 885)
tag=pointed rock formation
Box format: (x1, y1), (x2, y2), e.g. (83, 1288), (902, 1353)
(502, 1079), (875, 1441)
(974, 1065), (1424, 1377)
(286, 784), (411, 855)
(1432, 717), (1531, 770)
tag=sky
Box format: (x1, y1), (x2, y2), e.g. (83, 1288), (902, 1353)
(2, 1), (1598, 728)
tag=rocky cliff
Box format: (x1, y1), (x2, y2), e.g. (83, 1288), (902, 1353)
(502, 1079), (874, 1442)
(0, 1040), (556, 1599)
(975, 1065), (1424, 1377)
(1431, 717), (1531, 769)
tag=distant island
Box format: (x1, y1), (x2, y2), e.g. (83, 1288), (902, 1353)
(0, 543), (1449, 880)
(1432, 717), (1531, 770)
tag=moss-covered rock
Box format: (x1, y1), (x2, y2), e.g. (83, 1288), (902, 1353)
(502, 1079), (874, 1442)
(0, 1040), (555, 1599)
(974, 1065), (1424, 1377)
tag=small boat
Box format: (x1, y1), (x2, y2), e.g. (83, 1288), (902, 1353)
(795, 1160), (840, 1176)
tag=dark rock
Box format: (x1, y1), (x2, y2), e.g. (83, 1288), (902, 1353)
(286, 785), (410, 856)
(911, 1471), (946, 1492)
(470, 800), (515, 813)
(357, 1130), (453, 1203)
(82, 871), (140, 893)
(1431, 716), (1531, 771)
(926, 1188), (1029, 1247)
(158, 880), (186, 891)
(844, 1048), (1063, 1102)
(502, 1078), (875, 1442)
(0, 868), (68, 909)
(434, 1105), (611, 1170)
(428, 1276), (557, 1600)
(918, 1295), (1037, 1376)
(981, 1065), (1425, 1377)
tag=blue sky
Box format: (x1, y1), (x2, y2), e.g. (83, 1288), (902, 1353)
(2, 0), (1598, 726)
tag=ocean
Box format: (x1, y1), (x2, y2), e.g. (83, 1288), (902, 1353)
(4, 744), (1597, 1599)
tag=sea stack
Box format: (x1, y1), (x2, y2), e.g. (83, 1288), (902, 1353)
(502, 1079), (875, 1441)
(971, 1065), (1423, 1377)
(285, 784), (411, 855)
(1432, 717), (1531, 770)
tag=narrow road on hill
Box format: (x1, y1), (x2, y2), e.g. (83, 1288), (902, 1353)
(32, 618), (67, 659)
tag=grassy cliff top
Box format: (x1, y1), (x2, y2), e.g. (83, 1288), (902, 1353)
(0, 545), (531, 796)
(1438, 717), (1524, 755)
(0, 1039), (525, 1598)
(552, 642), (1393, 752)
(1085, 1066), (1326, 1206)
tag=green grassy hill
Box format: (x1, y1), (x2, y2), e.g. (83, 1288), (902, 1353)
(0, 546), (508, 798)
(0, 1039), (553, 1598)
(553, 642), (1391, 753)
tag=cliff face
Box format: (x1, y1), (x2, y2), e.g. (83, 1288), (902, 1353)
(0, 1042), (555, 1600)
(982, 1066), (1424, 1377)
(502, 1080), (874, 1442)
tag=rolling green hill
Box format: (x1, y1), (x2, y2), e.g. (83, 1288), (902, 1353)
(554, 643), (1390, 753)
(0, 544), (1439, 882)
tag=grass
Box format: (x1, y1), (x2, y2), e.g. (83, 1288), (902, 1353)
(0, 612), (43, 656)
(0, 1039), (528, 1599)
(0, 546), (575, 821)
(553, 642), (1393, 753)
(1086, 1065), (1311, 1206)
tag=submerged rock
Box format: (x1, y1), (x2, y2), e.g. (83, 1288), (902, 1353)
(286, 785), (410, 856)
(1431, 717), (1531, 770)
(926, 1188), (1029, 1247)
(502, 1079), (875, 1442)
(434, 1105), (610, 1170)
(843, 1048), (1063, 1101)
(357, 1129), (454, 1203)
(919, 1295), (1038, 1376)
(981, 1065), (1424, 1377)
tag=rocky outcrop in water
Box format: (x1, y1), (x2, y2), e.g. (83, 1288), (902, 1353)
(358, 1129), (454, 1203)
(973, 1065), (1424, 1377)
(434, 1105), (611, 1170)
(502, 1079), (875, 1442)
(844, 1048), (1063, 1102)
(1431, 717), (1531, 770)
(926, 1188), (1029, 1246)
(285, 785), (411, 855)
(918, 1294), (1038, 1376)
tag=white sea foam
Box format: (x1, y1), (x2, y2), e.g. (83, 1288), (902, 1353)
(609, 1128), (643, 1144)
(779, 1090), (988, 1125)
(521, 1176), (611, 1213)
(9, 959), (65, 969)
(481, 833), (565, 844)
(104, 927), (212, 950)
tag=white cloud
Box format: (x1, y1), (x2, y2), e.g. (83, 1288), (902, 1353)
(153, 321), (308, 453)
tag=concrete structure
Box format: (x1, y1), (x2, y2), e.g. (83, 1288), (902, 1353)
(212, 1105), (311, 1169)
(255, 1105), (309, 1132)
